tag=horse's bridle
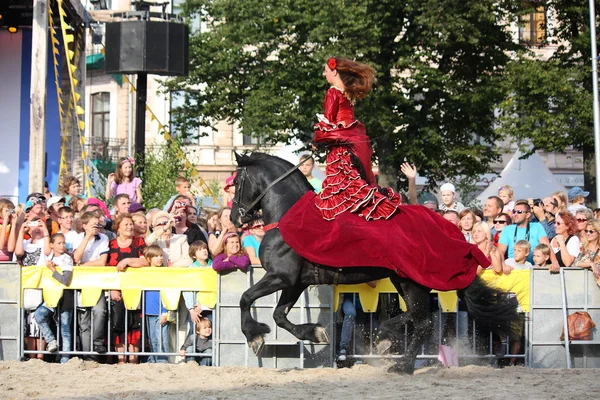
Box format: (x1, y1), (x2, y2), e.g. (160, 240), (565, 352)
(234, 154), (314, 219)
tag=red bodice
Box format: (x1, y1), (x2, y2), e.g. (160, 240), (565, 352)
(323, 87), (355, 126)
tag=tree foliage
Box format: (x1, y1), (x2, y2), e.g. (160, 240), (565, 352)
(167, 0), (525, 189)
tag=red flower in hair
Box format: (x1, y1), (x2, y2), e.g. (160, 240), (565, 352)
(327, 57), (337, 70)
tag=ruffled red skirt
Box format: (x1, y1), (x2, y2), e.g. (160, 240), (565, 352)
(314, 121), (401, 221)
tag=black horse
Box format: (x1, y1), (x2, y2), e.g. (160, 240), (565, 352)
(230, 152), (517, 373)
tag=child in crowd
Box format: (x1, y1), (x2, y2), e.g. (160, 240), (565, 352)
(498, 185), (515, 215)
(503, 240), (533, 274)
(15, 218), (51, 359)
(57, 206), (79, 254)
(143, 245), (170, 363)
(438, 183), (465, 213)
(532, 243), (551, 267)
(34, 233), (74, 363)
(163, 176), (200, 211)
(132, 212), (149, 238)
(62, 176), (85, 205)
(212, 233), (250, 273)
(179, 317), (212, 366)
(106, 157), (143, 203)
(242, 216), (264, 266)
(298, 153), (323, 193)
(189, 240), (212, 268)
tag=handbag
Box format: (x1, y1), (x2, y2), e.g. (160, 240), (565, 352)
(23, 289), (43, 311)
(110, 299), (126, 331)
(560, 311), (596, 341)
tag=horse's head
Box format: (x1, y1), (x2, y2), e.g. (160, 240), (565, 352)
(230, 151), (313, 228)
(230, 152), (266, 227)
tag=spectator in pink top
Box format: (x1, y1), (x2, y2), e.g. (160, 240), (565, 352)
(212, 232), (250, 272)
(105, 157), (143, 203)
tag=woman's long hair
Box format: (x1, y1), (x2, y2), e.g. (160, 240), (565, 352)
(583, 220), (600, 255)
(557, 211), (578, 236)
(114, 157), (136, 184)
(331, 57), (376, 102)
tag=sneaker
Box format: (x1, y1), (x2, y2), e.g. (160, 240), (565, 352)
(46, 340), (58, 353)
(337, 349), (347, 362)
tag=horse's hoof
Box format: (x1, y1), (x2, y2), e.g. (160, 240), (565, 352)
(387, 360), (414, 375)
(314, 326), (329, 343)
(249, 335), (265, 356)
(376, 339), (392, 355)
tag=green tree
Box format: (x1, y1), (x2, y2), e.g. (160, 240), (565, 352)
(167, 0), (524, 189)
(140, 138), (192, 209)
(497, 1), (597, 198)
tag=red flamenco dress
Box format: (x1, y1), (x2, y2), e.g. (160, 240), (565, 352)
(314, 86), (401, 221)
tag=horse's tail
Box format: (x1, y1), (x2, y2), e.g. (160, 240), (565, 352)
(458, 275), (520, 338)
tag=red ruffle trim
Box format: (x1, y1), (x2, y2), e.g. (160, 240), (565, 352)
(315, 146), (401, 221)
(314, 119), (358, 132)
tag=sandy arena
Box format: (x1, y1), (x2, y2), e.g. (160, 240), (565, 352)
(0, 359), (597, 399)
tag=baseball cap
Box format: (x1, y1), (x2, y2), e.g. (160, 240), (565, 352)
(46, 196), (66, 209)
(129, 202), (146, 214)
(224, 174), (236, 191)
(568, 187), (589, 201)
(440, 183), (456, 194)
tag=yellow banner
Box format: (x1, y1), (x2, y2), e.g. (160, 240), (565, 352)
(334, 270), (531, 313)
(21, 266), (218, 311)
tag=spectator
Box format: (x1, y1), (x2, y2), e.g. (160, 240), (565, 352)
(400, 162), (418, 205)
(163, 176), (200, 211)
(189, 240), (211, 268)
(492, 213), (512, 247)
(107, 213), (148, 364)
(459, 209), (477, 243)
(552, 191), (568, 212)
(131, 212), (149, 238)
(483, 196), (503, 232)
(573, 220), (600, 279)
(223, 174), (236, 208)
(594, 208), (600, 220)
(170, 201), (207, 246)
(72, 211), (109, 358)
(498, 185), (515, 215)
(503, 240), (533, 274)
(532, 244), (551, 267)
(212, 233), (250, 273)
(472, 222), (504, 274)
(43, 181), (54, 200)
(187, 206), (209, 242)
(112, 194), (132, 219)
(497, 200), (555, 266)
(146, 211), (192, 266)
(442, 210), (459, 226)
(438, 183), (465, 212)
(208, 207), (236, 255)
(533, 197), (558, 240)
(206, 211), (219, 235)
(24, 194), (47, 223)
(243, 215), (264, 266)
(105, 157), (143, 203)
(298, 154), (323, 193)
(575, 208), (593, 242)
(86, 198), (112, 221)
(566, 187), (588, 214)
(129, 202), (146, 215)
(550, 211), (580, 270)
(0, 199), (17, 262)
(61, 176), (85, 205)
(46, 196), (65, 235)
(145, 208), (161, 231)
(179, 318), (213, 366)
(34, 233), (74, 363)
(92, 209), (116, 241)
(143, 245), (170, 363)
(57, 206), (79, 254)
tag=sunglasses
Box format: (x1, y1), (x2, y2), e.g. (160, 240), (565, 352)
(577, 218), (588, 223)
(555, 221), (562, 226)
(493, 220), (507, 224)
(513, 210), (527, 214)
(585, 229), (597, 234)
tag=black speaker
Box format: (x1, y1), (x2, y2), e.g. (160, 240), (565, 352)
(105, 21), (189, 76)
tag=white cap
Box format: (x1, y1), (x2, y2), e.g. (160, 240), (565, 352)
(46, 196), (66, 209)
(440, 183), (456, 194)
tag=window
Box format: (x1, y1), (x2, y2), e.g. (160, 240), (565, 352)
(243, 134), (260, 146)
(519, 6), (545, 46)
(171, 0), (201, 33)
(91, 92), (110, 140)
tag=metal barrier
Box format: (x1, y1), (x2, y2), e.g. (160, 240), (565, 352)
(0, 263), (21, 361)
(529, 267), (600, 368)
(215, 266), (334, 368)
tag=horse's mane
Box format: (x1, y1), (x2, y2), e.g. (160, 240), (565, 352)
(237, 152), (313, 192)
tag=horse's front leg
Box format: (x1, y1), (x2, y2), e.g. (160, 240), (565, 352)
(240, 271), (288, 355)
(272, 286), (329, 344)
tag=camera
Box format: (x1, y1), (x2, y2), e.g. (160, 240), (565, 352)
(175, 201), (186, 209)
(6, 209), (15, 215)
(174, 216), (182, 223)
(28, 221), (39, 227)
(156, 221), (168, 227)
(95, 224), (103, 229)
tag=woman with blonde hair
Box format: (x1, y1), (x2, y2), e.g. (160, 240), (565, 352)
(471, 221), (504, 274)
(573, 220), (600, 279)
(0, 199), (17, 261)
(552, 191), (568, 212)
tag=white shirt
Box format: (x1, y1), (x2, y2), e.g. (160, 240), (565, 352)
(72, 233), (110, 263)
(49, 252), (74, 271)
(21, 239), (47, 266)
(505, 258), (533, 270)
(551, 235), (581, 258)
(63, 230), (80, 254)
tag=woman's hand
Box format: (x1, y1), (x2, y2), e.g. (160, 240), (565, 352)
(179, 349), (186, 357)
(548, 262), (560, 273)
(116, 259), (129, 271)
(555, 234), (565, 247)
(592, 264), (600, 279)
(160, 313), (168, 325)
(110, 290), (122, 302)
(107, 173), (115, 184)
(502, 264), (513, 275)
(189, 308), (201, 324)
